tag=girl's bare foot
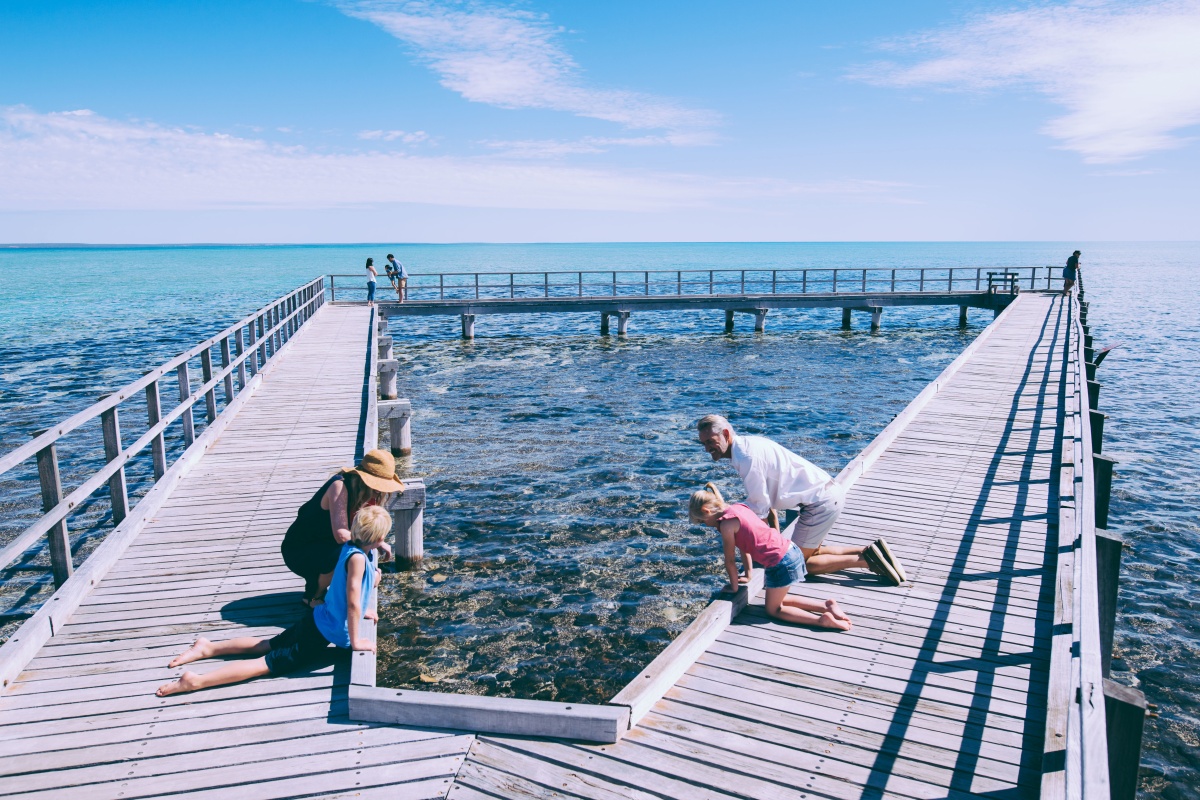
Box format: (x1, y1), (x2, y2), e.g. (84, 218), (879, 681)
(817, 611), (852, 631)
(169, 638), (213, 668)
(825, 599), (851, 622)
(156, 671), (203, 696)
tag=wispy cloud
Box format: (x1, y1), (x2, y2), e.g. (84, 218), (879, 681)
(481, 131), (718, 158)
(855, 0), (1200, 163)
(338, 1), (718, 133)
(358, 128), (429, 143)
(0, 107), (901, 213)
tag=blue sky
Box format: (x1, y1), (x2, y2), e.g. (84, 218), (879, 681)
(1, 0), (1198, 242)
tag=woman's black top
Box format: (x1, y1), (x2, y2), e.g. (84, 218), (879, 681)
(282, 474), (344, 582)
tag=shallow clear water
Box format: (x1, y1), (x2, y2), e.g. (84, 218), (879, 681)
(0, 242), (1196, 798)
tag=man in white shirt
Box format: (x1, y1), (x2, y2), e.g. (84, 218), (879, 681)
(696, 414), (905, 584)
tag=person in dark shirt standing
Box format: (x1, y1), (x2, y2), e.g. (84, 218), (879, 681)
(1063, 250), (1080, 295)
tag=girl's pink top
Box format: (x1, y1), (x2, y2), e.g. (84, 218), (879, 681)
(719, 503), (789, 567)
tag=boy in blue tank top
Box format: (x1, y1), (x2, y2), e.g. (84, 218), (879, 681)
(155, 507), (390, 696)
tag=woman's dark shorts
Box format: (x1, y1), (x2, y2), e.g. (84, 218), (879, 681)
(763, 543), (807, 589)
(265, 607), (331, 675)
(281, 536), (341, 598)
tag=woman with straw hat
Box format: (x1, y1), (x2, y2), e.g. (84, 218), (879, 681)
(282, 449), (403, 606)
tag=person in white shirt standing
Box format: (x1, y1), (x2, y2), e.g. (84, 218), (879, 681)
(695, 414), (905, 585)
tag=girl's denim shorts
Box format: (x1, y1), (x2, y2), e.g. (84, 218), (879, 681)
(763, 543), (807, 589)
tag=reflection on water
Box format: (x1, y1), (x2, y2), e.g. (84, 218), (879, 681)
(376, 307), (981, 702)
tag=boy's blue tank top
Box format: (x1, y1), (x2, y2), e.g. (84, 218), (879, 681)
(313, 543), (373, 648)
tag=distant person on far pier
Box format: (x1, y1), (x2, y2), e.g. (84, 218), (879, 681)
(155, 506), (390, 697)
(281, 449), (401, 606)
(1063, 250), (1080, 296)
(386, 253), (408, 302)
(696, 414), (905, 585)
(365, 257), (378, 306)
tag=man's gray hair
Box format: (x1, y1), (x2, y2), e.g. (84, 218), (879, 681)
(696, 414), (734, 435)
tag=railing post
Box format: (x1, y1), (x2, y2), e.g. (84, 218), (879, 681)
(256, 314), (267, 369)
(475, 273), (479, 299)
(613, 271), (618, 296)
(235, 326), (248, 388)
(36, 442), (73, 587)
(177, 362), (195, 447)
(329, 275), (336, 302)
(200, 347), (217, 424)
(861, 269), (867, 292)
(220, 337), (235, 402)
(891, 269), (896, 292)
(976, 268), (981, 290)
(832, 269), (838, 293)
(708, 270), (713, 295)
(740, 270), (745, 294)
(677, 271), (681, 295)
(440, 274), (445, 299)
(646, 271), (651, 295)
(145, 380), (167, 480)
(100, 407), (129, 526)
(771, 270), (777, 294)
(919, 269), (925, 292)
(579, 272), (583, 297)
(802, 270), (807, 293)
(948, 268), (954, 291)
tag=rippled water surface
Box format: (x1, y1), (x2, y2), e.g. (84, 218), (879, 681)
(1, 242), (1197, 798)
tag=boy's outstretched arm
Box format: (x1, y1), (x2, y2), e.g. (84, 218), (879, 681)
(345, 553), (375, 652)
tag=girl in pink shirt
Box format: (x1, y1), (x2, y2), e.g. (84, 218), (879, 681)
(689, 487), (852, 630)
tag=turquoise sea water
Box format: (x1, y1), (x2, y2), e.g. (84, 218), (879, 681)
(1, 242), (1197, 798)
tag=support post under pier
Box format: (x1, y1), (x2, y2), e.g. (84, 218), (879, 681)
(753, 309), (768, 333)
(869, 307), (882, 333)
(380, 399), (412, 457)
(388, 479), (426, 568)
(461, 314), (475, 340)
(958, 305), (969, 328)
(616, 311), (630, 336)
(378, 359), (399, 401)
(841, 308), (852, 330)
(725, 309), (734, 334)
(600, 312), (610, 336)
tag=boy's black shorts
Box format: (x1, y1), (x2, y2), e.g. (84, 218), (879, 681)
(265, 608), (331, 675)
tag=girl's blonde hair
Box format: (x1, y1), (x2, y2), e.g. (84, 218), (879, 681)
(351, 505), (391, 548)
(688, 484), (727, 524)
(344, 471), (388, 518)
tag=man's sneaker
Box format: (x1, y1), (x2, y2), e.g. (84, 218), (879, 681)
(863, 543), (902, 586)
(872, 538), (907, 584)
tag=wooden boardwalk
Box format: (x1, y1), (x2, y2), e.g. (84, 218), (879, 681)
(446, 293), (1067, 799)
(0, 305), (472, 799)
(1, 293), (1071, 799)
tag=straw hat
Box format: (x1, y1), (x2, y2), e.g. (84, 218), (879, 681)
(342, 449), (405, 493)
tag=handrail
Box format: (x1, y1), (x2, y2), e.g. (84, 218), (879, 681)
(326, 266), (1054, 302)
(0, 277), (327, 580)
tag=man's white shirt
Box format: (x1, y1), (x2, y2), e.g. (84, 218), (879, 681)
(731, 434), (833, 518)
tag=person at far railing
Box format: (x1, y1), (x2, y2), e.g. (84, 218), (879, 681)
(1063, 250), (1080, 296)
(689, 487), (852, 630)
(282, 449), (399, 606)
(386, 253), (408, 302)
(155, 506), (389, 697)
(365, 257), (378, 306)
(696, 415), (905, 586)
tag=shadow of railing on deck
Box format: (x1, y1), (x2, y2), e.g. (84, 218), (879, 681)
(853, 296), (1065, 799)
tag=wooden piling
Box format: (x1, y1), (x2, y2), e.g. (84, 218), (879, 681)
(1090, 409), (1106, 454)
(616, 311), (630, 336)
(600, 312), (610, 335)
(461, 313), (475, 339)
(378, 359), (399, 401)
(841, 307), (852, 330)
(958, 305), (968, 328)
(380, 399), (412, 457)
(753, 308), (768, 332)
(1088, 379), (1100, 409)
(869, 306), (882, 333)
(378, 335), (394, 361)
(35, 442), (72, 587)
(1094, 453), (1116, 529)
(1103, 680), (1147, 800)
(388, 479), (426, 567)
(724, 309), (734, 333)
(1095, 530), (1123, 677)
(1086, 360), (1097, 382)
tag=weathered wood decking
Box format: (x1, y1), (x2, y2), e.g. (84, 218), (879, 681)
(0, 305), (472, 799)
(1, 293), (1071, 799)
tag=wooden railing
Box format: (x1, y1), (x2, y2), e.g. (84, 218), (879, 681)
(0, 277), (325, 685)
(328, 265), (1058, 302)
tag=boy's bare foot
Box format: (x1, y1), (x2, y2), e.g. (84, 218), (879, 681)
(817, 611), (852, 631)
(169, 638), (213, 668)
(156, 671), (203, 696)
(825, 599), (851, 622)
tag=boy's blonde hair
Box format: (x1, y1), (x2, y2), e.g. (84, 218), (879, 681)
(688, 486), (726, 524)
(351, 506), (391, 547)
